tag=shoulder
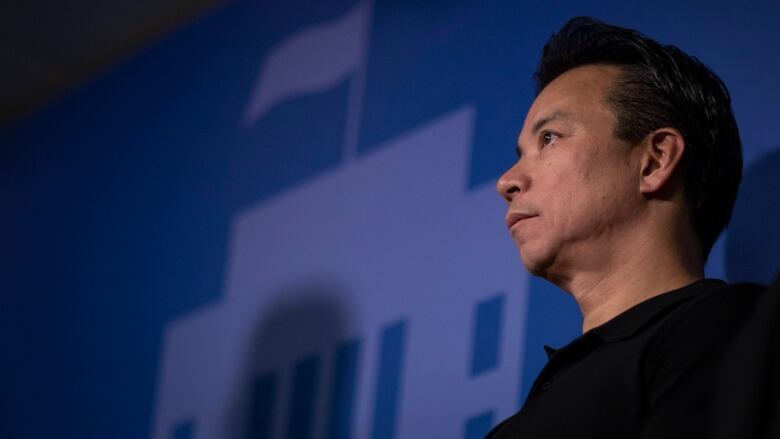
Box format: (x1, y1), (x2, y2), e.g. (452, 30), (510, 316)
(641, 281), (765, 392)
(639, 282), (766, 436)
(712, 277), (780, 439)
(654, 281), (764, 345)
(676, 282), (761, 325)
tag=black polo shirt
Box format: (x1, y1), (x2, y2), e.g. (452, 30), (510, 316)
(487, 279), (763, 439)
(712, 274), (780, 439)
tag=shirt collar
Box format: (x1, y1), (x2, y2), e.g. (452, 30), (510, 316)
(587, 279), (726, 343)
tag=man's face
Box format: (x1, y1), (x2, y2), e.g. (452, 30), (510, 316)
(497, 64), (643, 279)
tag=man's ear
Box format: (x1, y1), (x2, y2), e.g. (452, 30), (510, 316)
(638, 128), (685, 195)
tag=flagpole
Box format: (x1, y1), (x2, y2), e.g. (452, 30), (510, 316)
(343, 0), (373, 163)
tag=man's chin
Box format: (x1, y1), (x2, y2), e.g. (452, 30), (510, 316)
(519, 248), (556, 279)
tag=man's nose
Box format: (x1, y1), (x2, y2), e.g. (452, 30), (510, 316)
(496, 162), (528, 203)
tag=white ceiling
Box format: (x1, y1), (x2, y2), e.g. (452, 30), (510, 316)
(0, 0), (227, 129)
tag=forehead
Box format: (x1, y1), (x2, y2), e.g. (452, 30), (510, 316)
(522, 64), (621, 134)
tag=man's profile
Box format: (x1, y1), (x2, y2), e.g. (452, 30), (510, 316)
(488, 17), (763, 438)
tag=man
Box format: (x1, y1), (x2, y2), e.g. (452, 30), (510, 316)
(488, 17), (763, 438)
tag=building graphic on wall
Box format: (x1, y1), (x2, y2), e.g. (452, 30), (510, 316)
(152, 3), (531, 438)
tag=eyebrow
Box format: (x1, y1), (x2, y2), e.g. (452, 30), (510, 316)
(531, 109), (573, 134)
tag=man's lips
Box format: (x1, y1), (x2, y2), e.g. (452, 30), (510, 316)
(505, 212), (538, 230)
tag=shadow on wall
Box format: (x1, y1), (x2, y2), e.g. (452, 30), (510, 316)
(224, 280), (354, 439)
(727, 146), (780, 284)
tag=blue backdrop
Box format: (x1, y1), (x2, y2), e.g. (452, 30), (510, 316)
(1, 1), (778, 438)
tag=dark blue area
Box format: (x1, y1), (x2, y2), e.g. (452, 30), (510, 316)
(0, 1), (354, 438)
(519, 277), (581, 406)
(464, 411), (494, 439)
(328, 339), (362, 439)
(371, 320), (407, 439)
(247, 373), (278, 439)
(288, 356), (322, 439)
(727, 147), (780, 284)
(172, 421), (195, 439)
(470, 294), (505, 376)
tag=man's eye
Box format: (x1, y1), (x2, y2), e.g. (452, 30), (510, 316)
(541, 131), (559, 147)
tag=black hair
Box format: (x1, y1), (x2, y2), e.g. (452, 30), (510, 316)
(535, 17), (742, 261)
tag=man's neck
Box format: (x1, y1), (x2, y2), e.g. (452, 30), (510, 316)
(557, 221), (704, 333)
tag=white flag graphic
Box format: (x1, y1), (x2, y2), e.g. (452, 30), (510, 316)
(243, 3), (369, 126)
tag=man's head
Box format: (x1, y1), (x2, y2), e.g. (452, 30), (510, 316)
(497, 17), (742, 279)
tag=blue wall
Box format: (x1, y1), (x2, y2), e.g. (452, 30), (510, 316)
(1, 1), (778, 438)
